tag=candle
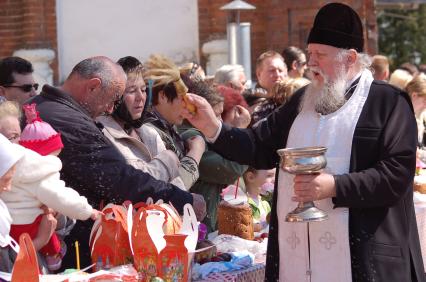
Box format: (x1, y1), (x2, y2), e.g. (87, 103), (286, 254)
(234, 177), (240, 199)
(75, 241), (80, 270)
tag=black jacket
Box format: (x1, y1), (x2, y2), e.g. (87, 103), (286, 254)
(27, 85), (193, 269)
(211, 81), (425, 281)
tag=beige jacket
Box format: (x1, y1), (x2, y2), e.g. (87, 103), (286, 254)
(97, 116), (185, 189)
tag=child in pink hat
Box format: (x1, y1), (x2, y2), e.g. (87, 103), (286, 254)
(19, 103), (64, 156)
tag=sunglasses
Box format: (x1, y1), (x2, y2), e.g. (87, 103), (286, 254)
(189, 62), (200, 77)
(3, 83), (39, 92)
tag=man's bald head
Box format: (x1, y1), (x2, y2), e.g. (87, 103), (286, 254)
(68, 56), (126, 88)
(64, 56), (127, 118)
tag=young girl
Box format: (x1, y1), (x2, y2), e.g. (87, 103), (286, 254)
(243, 167), (274, 232)
(0, 103), (100, 271)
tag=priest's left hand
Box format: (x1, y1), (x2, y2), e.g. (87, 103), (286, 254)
(291, 172), (336, 202)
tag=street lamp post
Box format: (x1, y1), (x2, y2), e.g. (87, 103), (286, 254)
(220, 0), (256, 84)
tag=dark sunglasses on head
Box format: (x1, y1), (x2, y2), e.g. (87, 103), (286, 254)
(189, 62), (200, 77)
(2, 83), (39, 92)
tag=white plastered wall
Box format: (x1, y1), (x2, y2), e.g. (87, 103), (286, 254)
(56, 0), (199, 83)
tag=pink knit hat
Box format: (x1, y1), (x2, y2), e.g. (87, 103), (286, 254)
(19, 103), (63, 156)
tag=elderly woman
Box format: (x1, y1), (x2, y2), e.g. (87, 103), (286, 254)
(406, 74), (426, 150)
(389, 69), (413, 90)
(0, 101), (21, 143)
(97, 56), (201, 190)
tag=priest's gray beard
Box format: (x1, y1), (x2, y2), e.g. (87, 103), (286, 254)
(301, 65), (348, 115)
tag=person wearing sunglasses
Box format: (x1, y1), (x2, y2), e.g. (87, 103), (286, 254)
(0, 57), (38, 106)
(282, 46), (308, 79)
(179, 62), (206, 83)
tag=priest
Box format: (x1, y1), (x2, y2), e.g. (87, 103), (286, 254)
(183, 2), (425, 281)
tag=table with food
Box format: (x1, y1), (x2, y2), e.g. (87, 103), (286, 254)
(0, 190), (269, 282)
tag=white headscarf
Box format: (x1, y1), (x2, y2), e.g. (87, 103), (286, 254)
(0, 198), (18, 253)
(0, 199), (12, 238)
(0, 133), (23, 177)
(0, 134), (22, 251)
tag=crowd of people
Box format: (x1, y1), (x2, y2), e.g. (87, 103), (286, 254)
(0, 2), (426, 281)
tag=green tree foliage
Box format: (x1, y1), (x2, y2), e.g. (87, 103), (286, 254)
(378, 4), (426, 69)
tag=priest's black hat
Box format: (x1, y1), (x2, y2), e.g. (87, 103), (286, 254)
(307, 2), (364, 52)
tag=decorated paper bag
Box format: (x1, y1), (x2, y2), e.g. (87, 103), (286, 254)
(130, 202), (196, 282)
(158, 234), (188, 282)
(90, 205), (132, 268)
(11, 233), (39, 282)
(131, 207), (166, 281)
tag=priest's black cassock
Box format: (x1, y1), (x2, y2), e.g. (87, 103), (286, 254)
(210, 80), (426, 281)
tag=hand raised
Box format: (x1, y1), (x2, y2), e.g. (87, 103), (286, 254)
(181, 93), (221, 138)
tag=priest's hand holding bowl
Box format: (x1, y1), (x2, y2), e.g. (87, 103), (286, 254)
(292, 172), (337, 202)
(181, 93), (221, 139)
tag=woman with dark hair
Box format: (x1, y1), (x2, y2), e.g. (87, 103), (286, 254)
(96, 56), (186, 189)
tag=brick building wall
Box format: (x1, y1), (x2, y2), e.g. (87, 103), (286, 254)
(0, 0), (58, 82)
(0, 1), (377, 82)
(198, 0), (377, 74)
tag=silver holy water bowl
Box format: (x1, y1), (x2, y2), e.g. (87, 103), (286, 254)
(277, 146), (329, 222)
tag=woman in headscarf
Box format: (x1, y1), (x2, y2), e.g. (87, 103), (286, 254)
(96, 56), (188, 189)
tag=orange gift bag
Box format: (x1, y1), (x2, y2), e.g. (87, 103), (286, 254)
(11, 233), (39, 282)
(89, 204), (132, 268)
(131, 207), (163, 281)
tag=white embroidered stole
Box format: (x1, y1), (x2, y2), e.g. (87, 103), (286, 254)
(277, 69), (374, 282)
